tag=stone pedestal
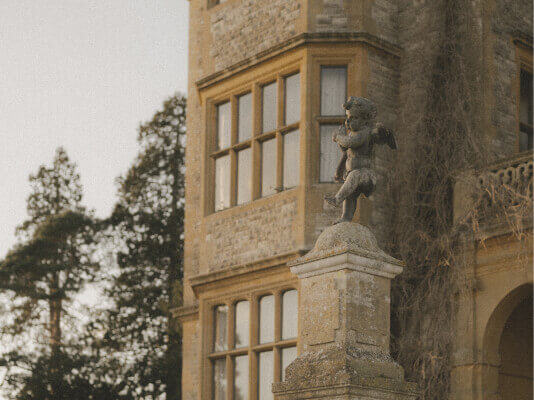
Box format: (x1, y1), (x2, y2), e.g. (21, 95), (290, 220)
(272, 222), (418, 399)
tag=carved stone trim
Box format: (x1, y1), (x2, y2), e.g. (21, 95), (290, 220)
(477, 153), (533, 204)
(475, 151), (532, 174)
(171, 304), (199, 322)
(290, 252), (403, 279)
(189, 250), (305, 294)
(196, 32), (402, 91)
(512, 31), (533, 50)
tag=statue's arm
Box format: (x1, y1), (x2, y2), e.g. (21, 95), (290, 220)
(334, 132), (366, 148)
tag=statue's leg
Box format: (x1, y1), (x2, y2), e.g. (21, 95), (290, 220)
(333, 192), (359, 224)
(334, 150), (347, 182)
(334, 170), (359, 203)
(324, 171), (359, 208)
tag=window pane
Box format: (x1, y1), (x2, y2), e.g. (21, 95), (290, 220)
(321, 66), (347, 116)
(217, 102), (231, 149)
(283, 130), (300, 189)
(234, 300), (250, 348)
(261, 138), (277, 197)
(238, 93), (252, 142)
(259, 295), (274, 344)
(281, 347), (297, 381)
(215, 156), (230, 211)
(519, 131), (532, 152)
(282, 290), (298, 340)
(285, 73), (300, 125)
(233, 355), (248, 400)
(214, 305), (228, 352)
(320, 124), (342, 182)
(262, 82), (277, 133)
(213, 358), (227, 400)
(237, 148), (252, 205)
(258, 351), (274, 400)
(520, 70), (533, 125)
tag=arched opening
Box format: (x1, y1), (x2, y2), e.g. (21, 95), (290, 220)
(498, 294), (533, 399)
(482, 283), (533, 399)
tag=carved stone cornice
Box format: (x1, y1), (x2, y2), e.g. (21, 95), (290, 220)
(171, 303), (199, 322)
(196, 32), (402, 91)
(189, 250), (306, 296)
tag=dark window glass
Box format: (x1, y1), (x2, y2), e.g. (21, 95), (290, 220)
(320, 124), (342, 182)
(214, 305), (228, 352)
(234, 300), (250, 348)
(259, 295), (274, 344)
(282, 290), (298, 339)
(217, 102), (231, 149)
(285, 73), (300, 125)
(262, 82), (277, 133)
(233, 355), (248, 400)
(213, 358), (227, 399)
(236, 148), (252, 205)
(258, 351), (273, 400)
(238, 93), (252, 142)
(320, 66), (347, 116)
(261, 138), (277, 197)
(215, 156), (230, 211)
(519, 70), (533, 151)
(283, 130), (300, 189)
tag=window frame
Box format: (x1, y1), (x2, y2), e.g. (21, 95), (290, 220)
(206, 287), (299, 400)
(514, 39), (533, 153)
(208, 69), (302, 213)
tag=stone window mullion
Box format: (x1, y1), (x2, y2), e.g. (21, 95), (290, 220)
(276, 131), (284, 192)
(250, 293), (259, 399)
(273, 291), (282, 382)
(229, 149), (237, 206)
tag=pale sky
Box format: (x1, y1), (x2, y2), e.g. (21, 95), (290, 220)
(0, 0), (189, 258)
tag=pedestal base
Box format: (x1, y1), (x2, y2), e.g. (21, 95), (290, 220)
(272, 345), (418, 399)
(273, 223), (419, 399)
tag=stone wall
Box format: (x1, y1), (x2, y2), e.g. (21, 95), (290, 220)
(203, 196), (298, 272)
(397, 0), (442, 131)
(490, 0), (533, 158)
(371, 0), (399, 45)
(181, 2), (207, 397)
(315, 0), (349, 32)
(181, 319), (200, 400)
(184, 0), (204, 288)
(367, 49), (399, 247)
(210, 0), (302, 71)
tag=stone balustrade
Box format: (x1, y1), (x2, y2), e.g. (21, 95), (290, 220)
(453, 152), (533, 229)
(477, 152), (533, 208)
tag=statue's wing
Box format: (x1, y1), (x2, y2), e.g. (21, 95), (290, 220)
(372, 123), (397, 150)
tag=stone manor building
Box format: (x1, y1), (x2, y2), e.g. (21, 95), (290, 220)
(175, 0), (533, 399)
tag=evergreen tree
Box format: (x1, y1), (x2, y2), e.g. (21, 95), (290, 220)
(0, 148), (103, 399)
(104, 93), (186, 399)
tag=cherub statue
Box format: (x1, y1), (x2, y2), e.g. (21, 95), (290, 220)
(324, 96), (397, 224)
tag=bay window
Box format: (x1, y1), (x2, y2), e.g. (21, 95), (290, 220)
(209, 289), (299, 400)
(210, 71), (301, 212)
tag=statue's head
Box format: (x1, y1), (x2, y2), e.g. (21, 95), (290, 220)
(343, 96), (377, 131)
